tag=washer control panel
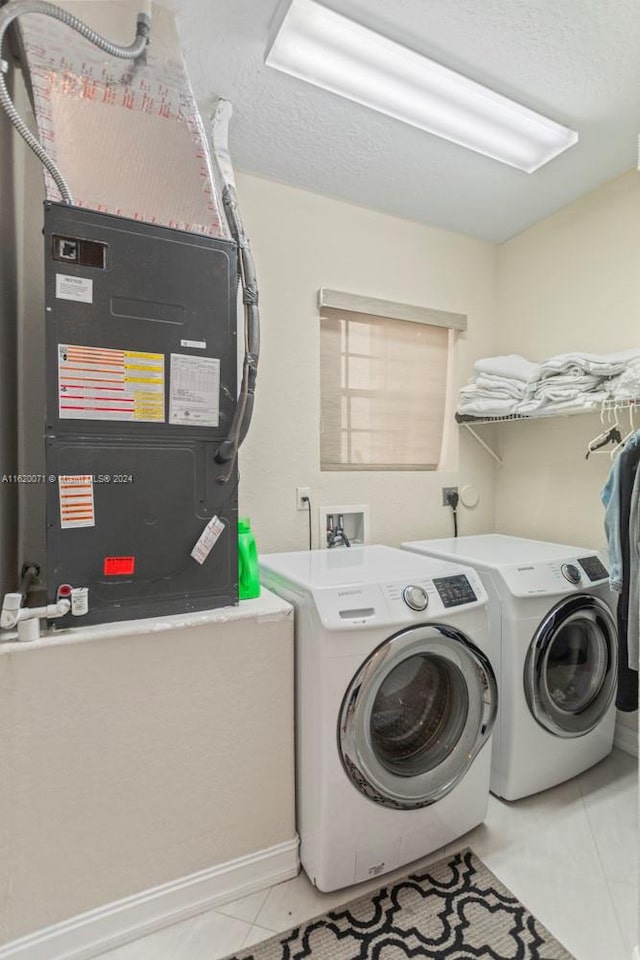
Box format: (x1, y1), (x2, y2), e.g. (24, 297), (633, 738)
(433, 574), (478, 608)
(310, 567), (487, 630)
(402, 584), (429, 611)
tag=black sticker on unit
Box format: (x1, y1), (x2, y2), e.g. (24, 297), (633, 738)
(577, 555), (608, 582)
(433, 574), (478, 608)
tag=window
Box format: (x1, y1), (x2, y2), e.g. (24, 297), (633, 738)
(319, 290), (465, 471)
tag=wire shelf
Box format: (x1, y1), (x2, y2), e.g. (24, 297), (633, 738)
(457, 396), (640, 464)
(457, 396), (640, 427)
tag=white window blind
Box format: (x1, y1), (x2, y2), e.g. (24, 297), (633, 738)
(320, 304), (452, 471)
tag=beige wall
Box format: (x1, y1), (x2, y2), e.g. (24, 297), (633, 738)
(0, 598), (294, 944)
(495, 170), (640, 547)
(235, 171), (498, 552)
(495, 169), (640, 734)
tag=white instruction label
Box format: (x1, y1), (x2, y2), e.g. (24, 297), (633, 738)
(170, 354), (220, 427)
(180, 339), (207, 350)
(191, 516), (225, 565)
(59, 475), (95, 529)
(56, 274), (93, 303)
(58, 344), (165, 422)
(71, 587), (89, 616)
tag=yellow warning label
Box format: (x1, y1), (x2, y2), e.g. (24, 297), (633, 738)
(134, 391), (164, 421)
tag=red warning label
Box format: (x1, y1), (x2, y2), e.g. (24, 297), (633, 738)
(104, 556), (135, 576)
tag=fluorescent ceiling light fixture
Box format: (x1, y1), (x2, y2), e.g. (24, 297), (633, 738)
(266, 0), (578, 173)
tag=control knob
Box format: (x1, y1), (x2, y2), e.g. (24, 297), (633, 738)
(561, 563), (581, 585)
(402, 584), (429, 611)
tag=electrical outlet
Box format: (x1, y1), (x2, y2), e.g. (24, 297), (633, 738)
(296, 486), (311, 511)
(442, 486), (459, 506)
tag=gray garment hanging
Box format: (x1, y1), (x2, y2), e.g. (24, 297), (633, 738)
(628, 466), (640, 670)
(616, 439), (640, 710)
(601, 432), (640, 592)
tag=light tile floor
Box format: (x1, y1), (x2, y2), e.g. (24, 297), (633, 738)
(101, 749), (638, 960)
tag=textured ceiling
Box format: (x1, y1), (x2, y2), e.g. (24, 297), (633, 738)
(176, 0), (640, 242)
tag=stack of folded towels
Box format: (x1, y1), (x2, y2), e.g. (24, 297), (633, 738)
(457, 349), (640, 421)
(458, 355), (536, 418)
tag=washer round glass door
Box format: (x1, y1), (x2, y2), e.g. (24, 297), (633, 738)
(524, 594), (617, 738)
(338, 624), (498, 809)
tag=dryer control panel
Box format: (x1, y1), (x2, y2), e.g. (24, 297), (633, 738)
(577, 555), (609, 582)
(499, 554), (609, 597)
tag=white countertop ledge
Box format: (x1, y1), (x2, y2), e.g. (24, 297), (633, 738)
(0, 588), (292, 653)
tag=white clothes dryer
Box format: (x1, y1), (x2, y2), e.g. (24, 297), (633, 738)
(402, 535), (618, 801)
(259, 545), (498, 892)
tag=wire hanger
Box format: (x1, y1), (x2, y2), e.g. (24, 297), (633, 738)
(610, 404), (638, 460)
(586, 425), (622, 459)
(586, 402), (622, 459)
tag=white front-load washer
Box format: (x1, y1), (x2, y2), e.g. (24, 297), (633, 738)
(402, 535), (618, 801)
(259, 545), (498, 892)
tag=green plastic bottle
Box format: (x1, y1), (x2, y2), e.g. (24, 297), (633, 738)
(238, 517), (260, 600)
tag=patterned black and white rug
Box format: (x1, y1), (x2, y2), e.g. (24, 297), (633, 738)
(225, 848), (575, 960)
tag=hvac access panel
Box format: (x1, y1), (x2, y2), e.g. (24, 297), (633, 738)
(43, 203), (238, 626)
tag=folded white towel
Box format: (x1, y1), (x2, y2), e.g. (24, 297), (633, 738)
(460, 384), (520, 402)
(473, 354), (537, 382)
(530, 374), (604, 402)
(516, 391), (610, 416)
(457, 390), (518, 417)
(474, 374), (527, 399)
(532, 349), (640, 381)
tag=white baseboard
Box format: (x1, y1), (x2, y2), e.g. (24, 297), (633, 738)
(614, 718), (639, 757)
(0, 838), (299, 960)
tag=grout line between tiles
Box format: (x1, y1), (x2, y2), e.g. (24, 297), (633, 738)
(251, 887), (276, 932)
(216, 888), (271, 926)
(242, 922), (280, 948)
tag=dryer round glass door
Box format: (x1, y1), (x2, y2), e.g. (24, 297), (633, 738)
(338, 624), (498, 809)
(524, 594), (617, 738)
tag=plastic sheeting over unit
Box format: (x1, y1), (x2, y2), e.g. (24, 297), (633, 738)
(16, 0), (229, 237)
